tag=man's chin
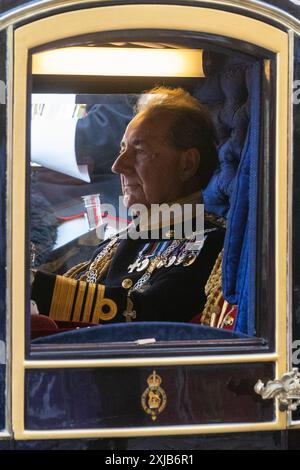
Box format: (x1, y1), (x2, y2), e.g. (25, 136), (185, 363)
(122, 194), (149, 211)
(123, 194), (140, 209)
(122, 194), (131, 208)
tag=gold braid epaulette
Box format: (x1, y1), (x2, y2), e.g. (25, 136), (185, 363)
(200, 249), (223, 327)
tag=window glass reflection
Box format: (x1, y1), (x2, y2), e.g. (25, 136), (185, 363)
(29, 47), (263, 343)
(30, 94), (134, 272)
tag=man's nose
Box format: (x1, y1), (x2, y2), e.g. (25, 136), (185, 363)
(111, 149), (133, 174)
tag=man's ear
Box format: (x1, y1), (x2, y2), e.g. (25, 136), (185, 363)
(180, 148), (200, 182)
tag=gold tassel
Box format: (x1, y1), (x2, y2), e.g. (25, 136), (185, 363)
(200, 249), (223, 326)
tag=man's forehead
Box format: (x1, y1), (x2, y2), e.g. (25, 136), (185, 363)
(123, 113), (171, 141)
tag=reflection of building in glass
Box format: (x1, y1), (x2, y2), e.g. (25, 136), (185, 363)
(30, 94), (134, 267)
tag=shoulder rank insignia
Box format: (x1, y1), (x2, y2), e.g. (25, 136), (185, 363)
(141, 370), (167, 421)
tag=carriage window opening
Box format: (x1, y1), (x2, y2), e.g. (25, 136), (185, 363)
(28, 41), (267, 350)
(30, 92), (132, 263)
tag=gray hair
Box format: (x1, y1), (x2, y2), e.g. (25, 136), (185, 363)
(136, 87), (218, 189)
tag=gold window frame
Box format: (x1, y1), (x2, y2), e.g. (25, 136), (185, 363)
(10, 3), (289, 439)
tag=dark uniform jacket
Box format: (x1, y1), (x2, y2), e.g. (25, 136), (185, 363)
(31, 197), (225, 324)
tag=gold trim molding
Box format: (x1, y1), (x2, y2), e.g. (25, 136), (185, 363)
(16, 420), (282, 441)
(24, 354), (279, 369)
(1, 1), (300, 33)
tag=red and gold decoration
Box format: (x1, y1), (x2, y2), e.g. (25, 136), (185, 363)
(199, 249), (238, 330)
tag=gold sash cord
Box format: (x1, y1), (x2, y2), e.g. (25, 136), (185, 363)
(64, 244), (118, 282)
(199, 249), (238, 328)
(200, 249), (225, 327)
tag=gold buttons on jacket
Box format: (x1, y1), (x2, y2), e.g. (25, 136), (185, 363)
(122, 278), (133, 289)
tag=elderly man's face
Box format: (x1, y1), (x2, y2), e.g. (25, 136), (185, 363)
(112, 113), (187, 208)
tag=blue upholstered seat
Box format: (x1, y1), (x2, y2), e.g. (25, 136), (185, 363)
(32, 321), (247, 344)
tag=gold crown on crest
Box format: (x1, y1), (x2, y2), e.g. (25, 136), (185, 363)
(147, 370), (162, 388)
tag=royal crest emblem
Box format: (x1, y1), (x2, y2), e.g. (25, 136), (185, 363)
(141, 370), (167, 421)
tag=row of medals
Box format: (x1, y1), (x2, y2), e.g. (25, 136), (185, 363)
(127, 237), (205, 274)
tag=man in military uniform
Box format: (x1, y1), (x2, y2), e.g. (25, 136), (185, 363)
(31, 87), (224, 325)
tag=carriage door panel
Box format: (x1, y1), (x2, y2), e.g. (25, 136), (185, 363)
(8, 4), (289, 438)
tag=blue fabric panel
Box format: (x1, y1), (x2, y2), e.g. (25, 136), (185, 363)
(235, 221), (250, 333)
(196, 55), (261, 334)
(239, 63), (261, 335)
(222, 62), (261, 334)
(196, 63), (250, 216)
(32, 322), (248, 344)
(222, 130), (250, 304)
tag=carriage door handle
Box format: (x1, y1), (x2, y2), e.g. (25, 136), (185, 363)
(254, 368), (300, 411)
